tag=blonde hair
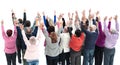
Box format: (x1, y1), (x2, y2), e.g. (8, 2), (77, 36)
(49, 32), (57, 43)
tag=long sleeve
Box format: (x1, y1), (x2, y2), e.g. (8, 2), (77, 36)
(115, 21), (119, 32)
(1, 25), (7, 39)
(16, 26), (23, 39)
(37, 28), (45, 44)
(13, 26), (17, 39)
(54, 15), (56, 25)
(23, 12), (26, 25)
(21, 30), (30, 46)
(108, 21), (111, 30)
(32, 26), (38, 37)
(104, 21), (110, 36)
(62, 18), (66, 28)
(98, 22), (102, 34)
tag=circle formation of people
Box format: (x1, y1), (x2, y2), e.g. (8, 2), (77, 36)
(1, 9), (119, 65)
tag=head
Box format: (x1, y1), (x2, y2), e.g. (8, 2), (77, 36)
(75, 29), (82, 37)
(89, 25), (96, 32)
(63, 26), (68, 33)
(24, 20), (31, 27)
(49, 32), (57, 43)
(18, 18), (23, 24)
(6, 29), (12, 37)
(29, 36), (36, 45)
(47, 26), (55, 33)
(109, 29), (118, 34)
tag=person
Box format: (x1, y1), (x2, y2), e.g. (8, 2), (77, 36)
(68, 27), (85, 65)
(82, 24), (98, 65)
(94, 12), (111, 65)
(20, 20), (45, 65)
(1, 20), (17, 65)
(103, 15), (119, 65)
(42, 25), (60, 65)
(59, 26), (71, 65)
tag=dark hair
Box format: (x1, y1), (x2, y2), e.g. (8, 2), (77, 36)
(24, 20), (31, 27)
(75, 29), (82, 37)
(18, 18), (23, 24)
(6, 29), (12, 37)
(47, 26), (55, 33)
(49, 32), (57, 43)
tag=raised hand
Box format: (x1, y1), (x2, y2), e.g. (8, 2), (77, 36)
(96, 11), (99, 17)
(114, 15), (118, 22)
(1, 20), (4, 25)
(109, 17), (112, 21)
(104, 16), (107, 22)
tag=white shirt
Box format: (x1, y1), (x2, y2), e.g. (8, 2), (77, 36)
(59, 33), (70, 53)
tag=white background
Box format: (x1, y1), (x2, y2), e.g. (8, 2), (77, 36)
(0, 0), (120, 65)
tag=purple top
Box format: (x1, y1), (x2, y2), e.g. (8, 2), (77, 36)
(104, 21), (119, 49)
(95, 21), (111, 47)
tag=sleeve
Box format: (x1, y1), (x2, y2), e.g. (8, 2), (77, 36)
(32, 26), (38, 37)
(13, 26), (17, 39)
(62, 18), (66, 28)
(43, 29), (49, 38)
(108, 21), (111, 30)
(54, 15), (56, 25)
(16, 26), (23, 39)
(23, 12), (26, 25)
(115, 21), (119, 32)
(31, 21), (36, 31)
(98, 22), (102, 34)
(80, 33), (85, 42)
(1, 25), (7, 39)
(104, 21), (110, 36)
(21, 30), (30, 45)
(37, 28), (45, 44)
(68, 27), (73, 37)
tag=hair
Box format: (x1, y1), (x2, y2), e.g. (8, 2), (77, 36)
(18, 18), (23, 24)
(29, 36), (36, 45)
(75, 29), (82, 37)
(49, 32), (57, 43)
(24, 20), (31, 27)
(47, 26), (55, 34)
(6, 29), (12, 37)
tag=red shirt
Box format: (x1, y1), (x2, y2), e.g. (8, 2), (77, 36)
(69, 33), (85, 51)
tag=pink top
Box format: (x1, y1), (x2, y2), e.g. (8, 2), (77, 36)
(1, 25), (17, 54)
(22, 29), (45, 60)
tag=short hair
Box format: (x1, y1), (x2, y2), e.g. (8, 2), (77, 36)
(6, 29), (12, 37)
(75, 29), (82, 37)
(18, 18), (23, 24)
(24, 20), (31, 27)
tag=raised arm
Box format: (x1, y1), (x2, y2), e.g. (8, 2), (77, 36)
(1, 21), (7, 39)
(114, 15), (119, 32)
(54, 11), (56, 25)
(31, 19), (39, 37)
(20, 24), (30, 45)
(104, 16), (110, 35)
(23, 9), (27, 25)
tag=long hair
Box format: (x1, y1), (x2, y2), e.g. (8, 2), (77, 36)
(49, 32), (57, 43)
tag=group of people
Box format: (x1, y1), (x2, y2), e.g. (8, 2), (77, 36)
(1, 9), (119, 65)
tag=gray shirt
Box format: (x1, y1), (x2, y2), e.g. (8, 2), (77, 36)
(43, 29), (60, 57)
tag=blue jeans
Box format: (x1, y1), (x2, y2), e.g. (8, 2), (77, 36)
(104, 47), (115, 65)
(27, 60), (39, 65)
(83, 49), (94, 65)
